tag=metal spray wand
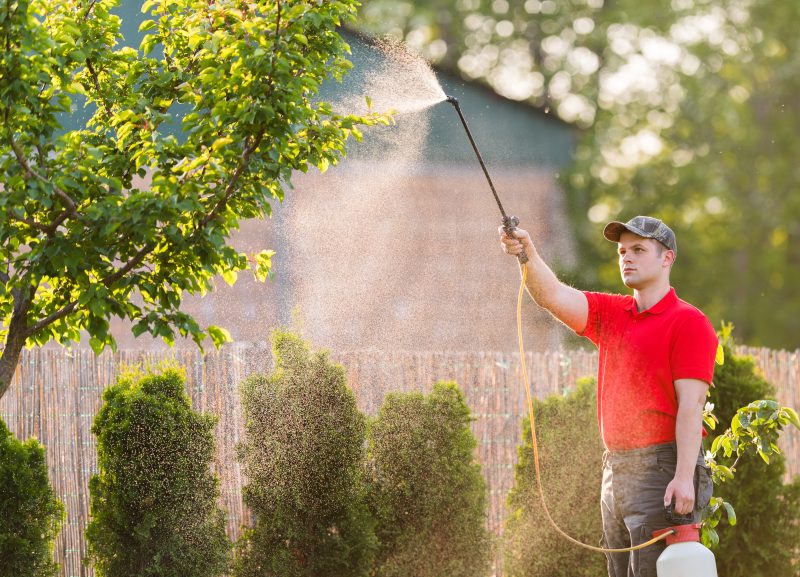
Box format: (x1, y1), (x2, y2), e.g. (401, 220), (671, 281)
(445, 95), (528, 264)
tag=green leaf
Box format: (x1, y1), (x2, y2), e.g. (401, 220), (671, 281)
(89, 337), (106, 355)
(784, 407), (800, 430)
(140, 34), (159, 56)
(138, 20), (158, 33)
(715, 344), (724, 365)
(210, 137), (233, 151)
(723, 502), (737, 526)
(253, 250), (275, 282)
(221, 269), (237, 286)
(207, 326), (232, 348)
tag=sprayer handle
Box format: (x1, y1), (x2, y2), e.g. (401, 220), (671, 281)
(503, 216), (529, 265)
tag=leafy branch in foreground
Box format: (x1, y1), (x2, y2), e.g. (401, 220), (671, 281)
(701, 399), (800, 547)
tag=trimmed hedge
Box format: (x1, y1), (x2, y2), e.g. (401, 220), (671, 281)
(367, 381), (492, 577)
(503, 377), (605, 577)
(0, 418), (64, 577)
(234, 330), (376, 577)
(85, 365), (230, 577)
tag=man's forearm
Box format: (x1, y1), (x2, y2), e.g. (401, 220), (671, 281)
(521, 248), (564, 311)
(674, 402), (703, 482)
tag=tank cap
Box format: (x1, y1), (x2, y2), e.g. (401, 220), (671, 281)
(653, 523), (701, 545)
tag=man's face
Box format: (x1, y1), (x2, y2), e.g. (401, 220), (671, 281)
(617, 231), (673, 289)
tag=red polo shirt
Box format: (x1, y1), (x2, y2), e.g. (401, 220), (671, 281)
(578, 288), (718, 450)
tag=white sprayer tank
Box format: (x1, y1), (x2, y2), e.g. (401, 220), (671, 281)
(653, 524), (717, 577)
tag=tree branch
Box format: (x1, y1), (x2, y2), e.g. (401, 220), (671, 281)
(9, 136), (79, 216)
(82, 0), (98, 20)
(193, 129), (265, 236)
(25, 239), (156, 336)
(100, 242), (155, 287)
(85, 58), (114, 119)
(26, 302), (78, 336)
(20, 0), (280, 343)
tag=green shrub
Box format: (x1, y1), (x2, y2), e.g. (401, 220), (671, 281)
(707, 341), (800, 577)
(85, 364), (230, 577)
(0, 418), (64, 577)
(503, 377), (605, 577)
(367, 381), (492, 577)
(233, 330), (376, 577)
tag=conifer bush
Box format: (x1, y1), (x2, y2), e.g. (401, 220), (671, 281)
(233, 330), (376, 577)
(0, 418), (64, 577)
(367, 381), (492, 577)
(503, 377), (605, 577)
(85, 365), (230, 577)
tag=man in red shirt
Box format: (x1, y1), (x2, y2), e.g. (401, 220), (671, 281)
(500, 215), (717, 577)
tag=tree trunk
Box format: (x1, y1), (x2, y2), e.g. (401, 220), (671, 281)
(0, 327), (27, 401)
(0, 293), (32, 401)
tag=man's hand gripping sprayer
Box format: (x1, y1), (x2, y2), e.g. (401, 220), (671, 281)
(443, 95), (674, 554)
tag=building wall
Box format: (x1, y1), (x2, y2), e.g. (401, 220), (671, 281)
(110, 163), (577, 352)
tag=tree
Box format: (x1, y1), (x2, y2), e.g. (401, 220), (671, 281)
(0, 0), (387, 399)
(357, 0), (800, 349)
(234, 330), (376, 577)
(85, 364), (230, 577)
(367, 381), (492, 577)
(0, 418), (65, 577)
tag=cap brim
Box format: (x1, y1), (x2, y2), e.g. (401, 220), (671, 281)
(603, 221), (628, 242)
(603, 221), (648, 242)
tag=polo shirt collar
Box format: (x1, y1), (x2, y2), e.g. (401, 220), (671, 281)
(623, 287), (677, 316)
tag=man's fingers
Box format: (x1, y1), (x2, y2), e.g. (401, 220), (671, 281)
(663, 487), (674, 509)
(675, 495), (695, 515)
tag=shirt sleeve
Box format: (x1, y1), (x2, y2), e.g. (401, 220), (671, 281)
(578, 291), (603, 346)
(671, 313), (719, 385)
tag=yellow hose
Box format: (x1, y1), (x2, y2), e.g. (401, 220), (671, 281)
(516, 265), (673, 552)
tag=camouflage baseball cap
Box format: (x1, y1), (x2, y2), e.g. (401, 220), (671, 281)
(603, 216), (677, 254)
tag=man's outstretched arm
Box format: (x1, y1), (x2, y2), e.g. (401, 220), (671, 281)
(499, 226), (589, 334)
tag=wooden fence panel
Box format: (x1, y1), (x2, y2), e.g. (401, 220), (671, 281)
(0, 345), (796, 577)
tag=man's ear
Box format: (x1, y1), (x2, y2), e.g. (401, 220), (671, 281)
(663, 250), (676, 268)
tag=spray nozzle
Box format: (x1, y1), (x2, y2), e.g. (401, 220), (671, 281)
(445, 95), (459, 106)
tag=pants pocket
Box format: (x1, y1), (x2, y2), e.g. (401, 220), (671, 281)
(635, 523), (665, 577)
(694, 463), (713, 511)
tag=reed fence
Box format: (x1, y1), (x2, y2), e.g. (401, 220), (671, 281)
(0, 344), (797, 577)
